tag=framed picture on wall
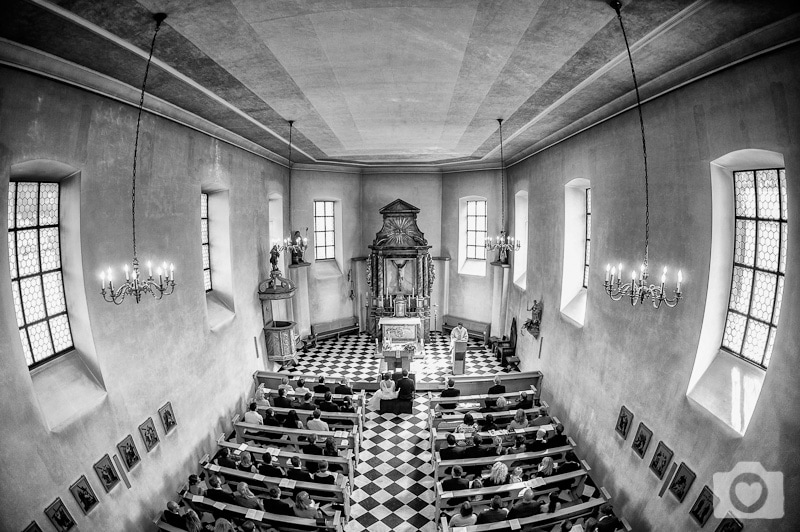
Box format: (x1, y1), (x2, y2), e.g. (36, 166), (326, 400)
(22, 521), (43, 532)
(669, 461), (697, 503)
(69, 474), (99, 515)
(117, 434), (141, 471)
(714, 512), (743, 532)
(649, 440), (674, 479)
(93, 453), (121, 493)
(630, 422), (652, 458)
(690, 485), (718, 527)
(615, 405), (633, 439)
(44, 498), (76, 532)
(158, 401), (177, 434)
(139, 416), (160, 452)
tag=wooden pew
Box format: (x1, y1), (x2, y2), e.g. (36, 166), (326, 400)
(181, 491), (343, 532)
(433, 445), (575, 485)
(233, 416), (360, 466)
(438, 490), (610, 532)
(255, 404), (363, 444)
(154, 517), (185, 532)
(429, 407), (552, 442)
(434, 466), (591, 524)
(419, 371), (544, 396)
(256, 384), (367, 412)
(216, 435), (356, 491)
(254, 370), (380, 394)
(199, 455), (351, 520)
(430, 426), (571, 454)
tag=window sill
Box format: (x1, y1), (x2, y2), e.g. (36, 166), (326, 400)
(206, 291), (235, 331)
(560, 288), (587, 328)
(30, 349), (107, 431)
(687, 349), (766, 436)
(458, 259), (487, 277)
(313, 259), (343, 279)
(514, 273), (527, 290)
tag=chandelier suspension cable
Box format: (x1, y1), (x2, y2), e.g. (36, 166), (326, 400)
(498, 118), (506, 230)
(613, 2), (649, 271)
(485, 118), (519, 263)
(288, 120), (294, 167)
(131, 13), (166, 262)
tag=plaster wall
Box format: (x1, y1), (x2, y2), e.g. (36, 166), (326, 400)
(0, 67), (288, 531)
(290, 168), (361, 324)
(441, 169), (500, 323)
(505, 45), (800, 531)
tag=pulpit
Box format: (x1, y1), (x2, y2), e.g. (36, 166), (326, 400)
(452, 341), (467, 375)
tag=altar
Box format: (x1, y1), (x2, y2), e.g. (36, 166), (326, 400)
(377, 316), (424, 370)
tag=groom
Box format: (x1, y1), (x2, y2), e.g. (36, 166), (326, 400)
(397, 369), (415, 401)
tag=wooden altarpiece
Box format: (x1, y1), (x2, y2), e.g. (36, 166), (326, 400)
(366, 200), (434, 343)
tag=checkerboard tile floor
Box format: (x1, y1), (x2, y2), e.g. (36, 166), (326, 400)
(276, 332), (518, 531)
(283, 331), (517, 383)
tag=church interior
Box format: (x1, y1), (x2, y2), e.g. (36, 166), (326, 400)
(1, 1), (799, 531)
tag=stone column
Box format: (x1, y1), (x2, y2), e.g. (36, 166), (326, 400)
(490, 261), (511, 337)
(288, 263), (311, 338)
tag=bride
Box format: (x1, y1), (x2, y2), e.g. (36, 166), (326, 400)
(368, 372), (398, 410)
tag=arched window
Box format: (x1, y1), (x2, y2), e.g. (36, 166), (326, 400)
(7, 181), (73, 368)
(201, 192), (212, 291)
(688, 149), (786, 435)
(560, 178), (590, 327)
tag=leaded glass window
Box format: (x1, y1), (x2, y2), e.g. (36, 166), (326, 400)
(583, 188), (592, 289)
(7, 182), (74, 368)
(314, 200), (335, 260)
(722, 169), (786, 368)
(201, 193), (212, 291)
(466, 200), (487, 260)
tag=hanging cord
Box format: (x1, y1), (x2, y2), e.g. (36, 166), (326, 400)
(288, 120), (294, 166)
(614, 3), (649, 273)
(498, 118), (506, 231)
(131, 14), (166, 261)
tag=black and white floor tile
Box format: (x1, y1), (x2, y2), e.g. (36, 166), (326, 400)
(277, 333), (516, 532)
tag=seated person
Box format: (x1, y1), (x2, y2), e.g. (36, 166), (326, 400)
(531, 408), (552, 426)
(272, 388), (293, 409)
(535, 456), (556, 478)
(234, 482), (264, 510)
(302, 438), (324, 457)
(558, 451), (582, 474)
(439, 433), (464, 461)
(287, 456), (314, 482)
(293, 491), (323, 519)
(334, 377), (353, 396)
(596, 503), (623, 532)
(319, 391), (340, 412)
(514, 391), (534, 410)
(323, 436), (344, 472)
(314, 376), (330, 394)
(282, 410), (304, 430)
(525, 429), (549, 453)
(476, 496), (508, 524)
(262, 487), (293, 516)
(396, 369), (416, 401)
(313, 460), (336, 484)
(449, 502), (478, 527)
(507, 488), (541, 519)
(254, 386), (271, 408)
(456, 413), (479, 434)
(257, 453), (286, 478)
(541, 491), (561, 514)
(243, 402), (263, 425)
(295, 392), (316, 410)
(509, 466), (524, 484)
(508, 409), (529, 430)
(480, 396), (509, 413)
(237, 451), (257, 473)
(187, 474), (205, 496)
(547, 423), (568, 447)
(337, 397), (355, 426)
(463, 434), (495, 477)
(442, 465), (470, 505)
(483, 461), (510, 487)
(481, 413), (498, 431)
(295, 378), (311, 396)
(508, 435), (527, 454)
(278, 376), (294, 392)
(439, 378), (460, 410)
(162, 501), (184, 528)
(262, 408), (281, 427)
(306, 409), (330, 432)
(213, 448), (238, 470)
(206, 475), (237, 505)
(484, 375), (506, 408)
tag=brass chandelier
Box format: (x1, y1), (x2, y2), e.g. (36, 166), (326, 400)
(485, 118), (521, 264)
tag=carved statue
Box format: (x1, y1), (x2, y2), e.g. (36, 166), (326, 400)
(366, 255), (372, 288)
(269, 244), (280, 271)
(523, 299), (542, 339)
(427, 255), (435, 293)
(290, 230), (308, 264)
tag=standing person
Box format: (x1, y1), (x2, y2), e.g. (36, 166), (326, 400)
(368, 372), (397, 410)
(396, 369), (415, 401)
(449, 322), (469, 352)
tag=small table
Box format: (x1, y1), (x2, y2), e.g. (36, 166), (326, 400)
(384, 349), (413, 372)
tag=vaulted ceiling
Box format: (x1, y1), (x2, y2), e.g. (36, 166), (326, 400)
(2, 0), (799, 166)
